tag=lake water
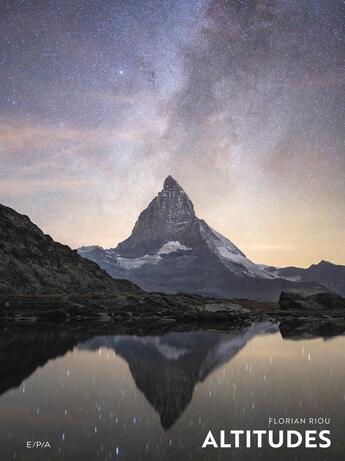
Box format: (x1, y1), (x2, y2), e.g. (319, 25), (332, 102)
(0, 323), (344, 460)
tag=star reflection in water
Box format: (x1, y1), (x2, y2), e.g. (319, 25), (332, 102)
(0, 323), (344, 460)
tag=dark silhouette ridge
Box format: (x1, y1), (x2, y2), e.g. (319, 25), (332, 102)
(0, 202), (138, 295)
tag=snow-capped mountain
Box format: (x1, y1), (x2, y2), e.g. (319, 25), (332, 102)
(78, 176), (325, 301)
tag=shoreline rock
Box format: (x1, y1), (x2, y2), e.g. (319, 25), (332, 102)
(279, 288), (345, 311)
(1, 288), (345, 341)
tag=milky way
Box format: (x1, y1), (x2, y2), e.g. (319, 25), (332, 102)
(0, 0), (344, 266)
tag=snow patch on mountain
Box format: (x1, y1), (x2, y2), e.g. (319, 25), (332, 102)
(111, 241), (192, 270)
(116, 254), (161, 270)
(158, 241), (191, 254)
(199, 221), (245, 257)
(199, 220), (278, 280)
(255, 264), (303, 281)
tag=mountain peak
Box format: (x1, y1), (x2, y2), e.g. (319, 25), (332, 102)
(113, 176), (195, 257)
(163, 175), (183, 191)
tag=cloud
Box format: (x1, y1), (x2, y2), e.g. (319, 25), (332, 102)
(0, 117), (160, 157)
(0, 114), (166, 200)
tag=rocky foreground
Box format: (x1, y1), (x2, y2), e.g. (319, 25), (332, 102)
(1, 287), (345, 338)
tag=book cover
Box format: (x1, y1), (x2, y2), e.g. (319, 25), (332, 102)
(0, 1), (344, 460)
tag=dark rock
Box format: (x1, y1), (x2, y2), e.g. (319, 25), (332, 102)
(280, 318), (345, 339)
(279, 288), (345, 311)
(0, 291), (252, 327)
(0, 203), (139, 295)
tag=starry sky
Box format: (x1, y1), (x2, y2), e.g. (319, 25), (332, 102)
(1, 0), (344, 267)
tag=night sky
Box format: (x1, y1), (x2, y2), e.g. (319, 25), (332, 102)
(1, 0), (344, 267)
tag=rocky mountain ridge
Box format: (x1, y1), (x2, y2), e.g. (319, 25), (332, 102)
(272, 260), (345, 297)
(0, 203), (138, 295)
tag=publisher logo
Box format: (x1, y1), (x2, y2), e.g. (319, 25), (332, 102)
(26, 441), (51, 449)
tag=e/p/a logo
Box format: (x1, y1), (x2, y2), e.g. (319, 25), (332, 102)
(26, 441), (51, 449)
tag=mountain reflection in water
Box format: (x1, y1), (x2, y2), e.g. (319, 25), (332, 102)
(80, 323), (277, 429)
(0, 323), (344, 461)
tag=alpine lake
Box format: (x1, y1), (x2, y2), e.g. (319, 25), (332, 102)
(0, 322), (344, 461)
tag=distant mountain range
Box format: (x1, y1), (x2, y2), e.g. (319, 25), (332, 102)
(78, 176), (345, 301)
(273, 261), (345, 297)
